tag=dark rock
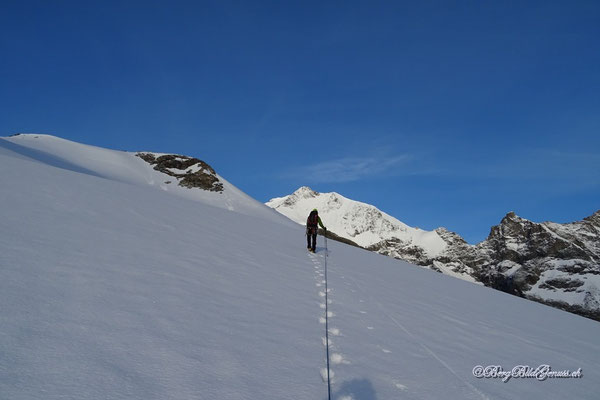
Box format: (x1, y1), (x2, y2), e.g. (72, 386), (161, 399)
(539, 278), (584, 291)
(320, 229), (362, 249)
(136, 153), (224, 192)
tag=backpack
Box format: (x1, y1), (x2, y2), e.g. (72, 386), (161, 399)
(307, 211), (319, 227)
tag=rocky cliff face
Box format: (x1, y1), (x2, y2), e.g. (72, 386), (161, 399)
(267, 187), (600, 321)
(464, 211), (600, 321)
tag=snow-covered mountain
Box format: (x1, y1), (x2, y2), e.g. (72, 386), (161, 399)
(266, 186), (456, 272)
(267, 187), (600, 321)
(2, 135), (600, 399)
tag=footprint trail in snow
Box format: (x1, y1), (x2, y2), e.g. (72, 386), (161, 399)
(308, 250), (350, 391)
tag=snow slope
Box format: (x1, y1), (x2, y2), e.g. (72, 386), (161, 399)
(1, 136), (599, 399)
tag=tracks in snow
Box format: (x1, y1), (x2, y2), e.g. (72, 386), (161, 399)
(327, 262), (491, 400)
(308, 250), (347, 392)
(308, 248), (489, 400)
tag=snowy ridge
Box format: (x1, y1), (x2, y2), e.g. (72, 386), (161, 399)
(1, 135), (600, 399)
(2, 134), (285, 223)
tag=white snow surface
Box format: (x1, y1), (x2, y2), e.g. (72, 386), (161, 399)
(1, 135), (599, 399)
(266, 186), (448, 257)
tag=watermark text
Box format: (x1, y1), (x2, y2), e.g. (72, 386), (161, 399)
(473, 365), (583, 382)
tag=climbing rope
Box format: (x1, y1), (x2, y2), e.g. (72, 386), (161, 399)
(323, 234), (332, 400)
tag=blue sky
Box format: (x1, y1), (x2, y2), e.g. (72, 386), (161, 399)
(2, 0), (599, 243)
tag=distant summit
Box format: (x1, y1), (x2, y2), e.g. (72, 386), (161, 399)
(267, 187), (600, 321)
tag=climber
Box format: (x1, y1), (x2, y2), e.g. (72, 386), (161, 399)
(306, 209), (326, 253)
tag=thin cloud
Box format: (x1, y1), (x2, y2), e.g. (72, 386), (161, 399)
(283, 155), (414, 183)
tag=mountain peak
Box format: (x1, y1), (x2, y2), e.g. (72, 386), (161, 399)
(503, 211), (518, 220)
(499, 211), (530, 226)
(487, 211), (532, 240)
(583, 209), (600, 226)
(293, 186), (318, 197)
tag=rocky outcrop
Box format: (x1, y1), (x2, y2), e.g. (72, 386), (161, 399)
(136, 153), (224, 192)
(320, 229), (362, 248)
